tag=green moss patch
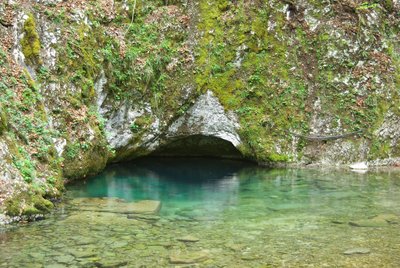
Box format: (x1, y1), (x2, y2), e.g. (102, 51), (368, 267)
(20, 14), (42, 65)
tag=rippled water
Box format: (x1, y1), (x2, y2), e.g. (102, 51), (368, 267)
(1, 158), (400, 267)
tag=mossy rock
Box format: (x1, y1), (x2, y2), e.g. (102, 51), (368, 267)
(266, 153), (289, 163)
(33, 196), (54, 212)
(62, 139), (110, 180)
(4, 191), (54, 216)
(0, 106), (7, 135)
(4, 198), (22, 216)
(23, 206), (41, 216)
(20, 14), (42, 65)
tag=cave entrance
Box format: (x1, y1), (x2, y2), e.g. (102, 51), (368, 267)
(151, 135), (244, 159)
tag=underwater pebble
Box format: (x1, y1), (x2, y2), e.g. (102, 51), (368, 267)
(177, 235), (200, 242)
(169, 251), (209, 264)
(343, 248), (371, 255)
(55, 254), (75, 264)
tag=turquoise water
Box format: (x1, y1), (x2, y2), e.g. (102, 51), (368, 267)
(1, 157), (400, 267)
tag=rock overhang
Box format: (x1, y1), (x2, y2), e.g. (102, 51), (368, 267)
(100, 90), (243, 160)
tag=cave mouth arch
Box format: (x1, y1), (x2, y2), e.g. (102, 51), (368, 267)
(150, 135), (244, 159)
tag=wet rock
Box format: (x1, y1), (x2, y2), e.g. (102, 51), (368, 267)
(110, 241), (128, 249)
(55, 254), (75, 264)
(127, 214), (160, 221)
(153, 222), (162, 227)
(349, 162), (368, 170)
(151, 242), (174, 249)
(46, 264), (68, 268)
(69, 198), (161, 215)
(169, 251), (208, 264)
(135, 244), (147, 250)
(373, 214), (399, 224)
(225, 243), (246, 251)
(349, 218), (388, 227)
(148, 245), (165, 252)
(177, 235), (200, 242)
(192, 216), (216, 222)
(69, 198), (125, 211)
(28, 252), (45, 260)
(241, 254), (261, 261)
(95, 260), (128, 268)
(68, 248), (96, 258)
(331, 220), (345, 224)
(343, 248), (371, 255)
(348, 214), (399, 227)
(73, 237), (96, 245)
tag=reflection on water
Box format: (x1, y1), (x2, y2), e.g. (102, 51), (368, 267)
(68, 158), (251, 218)
(1, 158), (400, 267)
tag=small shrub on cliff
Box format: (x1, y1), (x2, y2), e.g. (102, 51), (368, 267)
(130, 122), (141, 133)
(13, 157), (35, 183)
(357, 2), (379, 10)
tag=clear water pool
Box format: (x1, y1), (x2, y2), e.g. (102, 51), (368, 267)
(1, 158), (400, 267)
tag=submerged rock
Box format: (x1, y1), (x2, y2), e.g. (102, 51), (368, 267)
(331, 220), (345, 224)
(69, 198), (161, 215)
(241, 253), (261, 261)
(69, 197), (125, 209)
(110, 241), (129, 249)
(123, 200), (161, 214)
(67, 248), (97, 259)
(73, 237), (96, 246)
(46, 264), (68, 268)
(169, 251), (208, 264)
(54, 254), (75, 264)
(94, 260), (128, 268)
(372, 214), (399, 224)
(127, 214), (160, 221)
(349, 214), (399, 227)
(225, 243), (246, 251)
(177, 235), (200, 242)
(349, 219), (388, 228)
(28, 252), (45, 260)
(343, 248), (371, 255)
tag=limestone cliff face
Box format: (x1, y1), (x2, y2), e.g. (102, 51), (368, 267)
(0, 0), (399, 218)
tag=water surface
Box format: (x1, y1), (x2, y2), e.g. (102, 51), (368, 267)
(1, 158), (400, 267)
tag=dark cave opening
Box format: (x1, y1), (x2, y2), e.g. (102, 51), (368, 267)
(150, 135), (244, 159)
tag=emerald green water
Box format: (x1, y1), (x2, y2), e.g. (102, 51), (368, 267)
(1, 158), (400, 267)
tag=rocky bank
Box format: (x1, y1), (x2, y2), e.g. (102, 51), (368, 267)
(0, 0), (399, 218)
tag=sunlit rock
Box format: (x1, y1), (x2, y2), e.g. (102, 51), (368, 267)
(349, 162), (368, 170)
(167, 90), (241, 147)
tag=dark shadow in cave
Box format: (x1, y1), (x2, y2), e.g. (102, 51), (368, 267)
(150, 134), (244, 159)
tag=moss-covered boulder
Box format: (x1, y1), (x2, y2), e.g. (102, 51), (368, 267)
(4, 191), (54, 217)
